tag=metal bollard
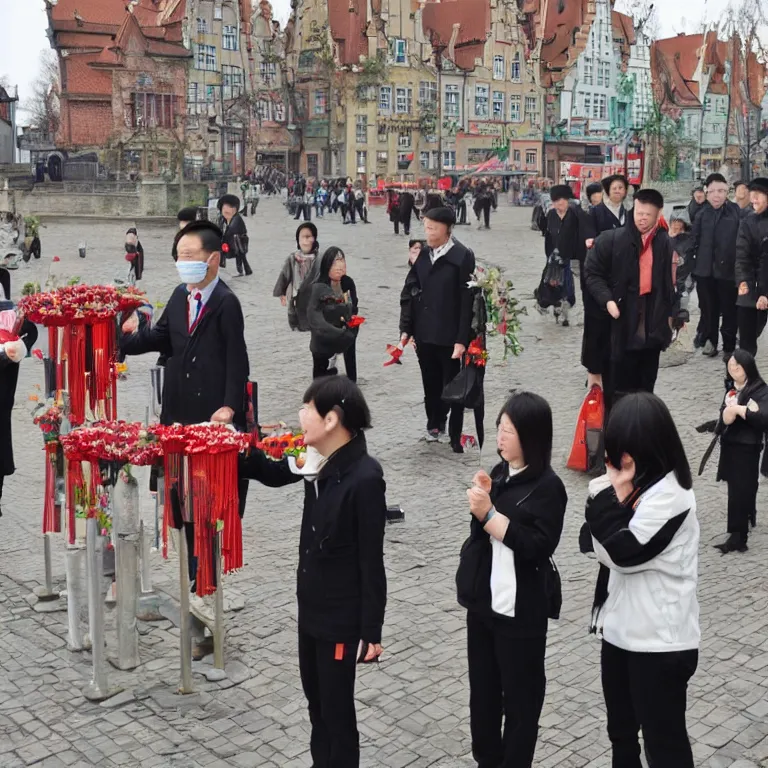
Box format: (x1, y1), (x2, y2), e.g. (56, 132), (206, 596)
(213, 532), (225, 671)
(177, 528), (194, 694)
(65, 545), (86, 651)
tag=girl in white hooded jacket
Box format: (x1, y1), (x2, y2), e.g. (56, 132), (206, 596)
(581, 391), (699, 768)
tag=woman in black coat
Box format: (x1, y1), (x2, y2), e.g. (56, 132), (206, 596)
(458, 392), (567, 768)
(218, 194), (252, 277)
(241, 376), (386, 768)
(307, 247), (359, 381)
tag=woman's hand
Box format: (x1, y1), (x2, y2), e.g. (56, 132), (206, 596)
(364, 643), (383, 662)
(722, 405), (739, 425)
(607, 459), (635, 503)
(472, 470), (492, 493)
(467, 486), (492, 520)
(280, 295), (287, 306)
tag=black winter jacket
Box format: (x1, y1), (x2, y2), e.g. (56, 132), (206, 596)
(537, 206), (584, 264)
(718, 378), (768, 447)
(692, 201), (741, 280)
(735, 209), (768, 308)
(456, 464), (566, 637)
(590, 201), (627, 236)
(241, 433), (387, 644)
(307, 276), (358, 358)
(221, 213), (249, 259)
(585, 219), (677, 360)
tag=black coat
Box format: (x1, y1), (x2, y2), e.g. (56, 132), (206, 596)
(307, 276), (358, 358)
(120, 279), (249, 427)
(590, 201), (627, 236)
(222, 213), (248, 259)
(399, 240), (476, 348)
(692, 201), (742, 280)
(537, 206), (586, 263)
(456, 464), (567, 638)
(585, 220), (677, 360)
(735, 208), (768, 308)
(688, 199), (705, 224)
(241, 433), (387, 643)
(0, 303), (38, 478)
(399, 192), (416, 224)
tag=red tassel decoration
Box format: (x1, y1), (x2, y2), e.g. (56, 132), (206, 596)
(66, 458), (84, 545)
(162, 450), (183, 560)
(67, 325), (86, 426)
(42, 444), (60, 534)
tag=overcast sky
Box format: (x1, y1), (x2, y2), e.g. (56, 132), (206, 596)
(0, 0), (736, 124)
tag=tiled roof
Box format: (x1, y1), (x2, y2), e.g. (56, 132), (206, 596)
(536, 0), (595, 86)
(328, 0), (368, 66)
(421, 0), (491, 71)
(611, 11), (634, 70)
(51, 0), (129, 26)
(651, 34), (703, 109)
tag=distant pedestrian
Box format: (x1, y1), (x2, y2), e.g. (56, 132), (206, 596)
(387, 189), (401, 235)
(218, 195), (253, 277)
(687, 184), (706, 224)
(274, 223), (321, 331)
(398, 190), (415, 235)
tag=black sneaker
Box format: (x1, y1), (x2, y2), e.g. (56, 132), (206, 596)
(694, 332), (704, 349)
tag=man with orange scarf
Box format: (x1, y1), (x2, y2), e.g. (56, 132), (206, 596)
(585, 189), (679, 410)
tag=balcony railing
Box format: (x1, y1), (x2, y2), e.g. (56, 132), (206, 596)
(18, 131), (56, 151)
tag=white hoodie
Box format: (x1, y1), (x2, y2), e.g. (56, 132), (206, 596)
(589, 472), (700, 653)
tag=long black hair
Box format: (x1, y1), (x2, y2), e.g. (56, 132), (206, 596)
(317, 246), (346, 284)
(605, 392), (692, 491)
(727, 349), (763, 388)
(496, 391), (553, 476)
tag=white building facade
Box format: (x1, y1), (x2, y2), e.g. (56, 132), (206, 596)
(627, 27), (653, 130)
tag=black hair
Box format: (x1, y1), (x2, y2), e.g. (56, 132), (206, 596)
(496, 391), (553, 476)
(704, 172), (728, 187)
(408, 239), (425, 249)
(172, 220), (223, 261)
(634, 188), (664, 209)
(317, 246), (345, 284)
(303, 375), (372, 433)
(601, 174), (629, 195)
(727, 349), (763, 386)
(586, 182), (603, 199)
(605, 392), (692, 491)
(177, 207), (199, 223)
(734, 180), (749, 191)
(125, 227), (138, 236)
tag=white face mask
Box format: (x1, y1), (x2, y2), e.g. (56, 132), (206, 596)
(176, 260), (209, 285)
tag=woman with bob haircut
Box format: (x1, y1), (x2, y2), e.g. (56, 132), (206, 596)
(581, 392), (699, 768)
(241, 375), (387, 768)
(457, 391), (567, 767)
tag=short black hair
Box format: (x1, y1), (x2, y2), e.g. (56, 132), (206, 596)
(601, 174), (629, 195)
(605, 392), (692, 491)
(178, 207), (199, 223)
(634, 188), (664, 209)
(317, 246), (345, 284)
(705, 173), (728, 187)
(408, 239), (425, 249)
(734, 180), (749, 191)
(303, 376), (372, 433)
(496, 391), (553, 476)
(172, 220), (222, 261)
(586, 183), (603, 199)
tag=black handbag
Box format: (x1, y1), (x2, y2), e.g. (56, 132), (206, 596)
(544, 557), (562, 620)
(442, 362), (484, 409)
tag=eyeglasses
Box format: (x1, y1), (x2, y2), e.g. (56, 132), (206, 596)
(497, 425), (516, 436)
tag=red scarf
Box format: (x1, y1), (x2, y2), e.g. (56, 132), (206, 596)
(639, 225), (658, 296)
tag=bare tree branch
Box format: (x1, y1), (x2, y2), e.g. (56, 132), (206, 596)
(22, 50), (60, 134)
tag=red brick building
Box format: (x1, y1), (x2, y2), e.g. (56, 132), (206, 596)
(47, 0), (190, 175)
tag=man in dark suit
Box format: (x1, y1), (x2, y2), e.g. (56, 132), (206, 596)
(120, 220), (250, 626)
(399, 206), (475, 453)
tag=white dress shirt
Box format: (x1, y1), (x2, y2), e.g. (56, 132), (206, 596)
(188, 275), (219, 329)
(430, 237), (455, 265)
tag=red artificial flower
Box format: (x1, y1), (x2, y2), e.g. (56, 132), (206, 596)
(347, 316), (366, 328)
(32, 349), (43, 360)
(52, 256), (61, 263)
(221, 243), (230, 253)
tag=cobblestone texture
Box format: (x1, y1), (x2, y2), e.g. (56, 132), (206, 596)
(0, 201), (767, 767)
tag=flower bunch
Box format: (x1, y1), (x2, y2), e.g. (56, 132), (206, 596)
(18, 284), (148, 326)
(149, 423), (252, 456)
(465, 336), (489, 368)
(255, 431), (306, 461)
(60, 421), (161, 465)
(33, 403), (63, 445)
(346, 315), (366, 328)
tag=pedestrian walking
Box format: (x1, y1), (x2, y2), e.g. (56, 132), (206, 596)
(692, 173), (741, 360)
(124, 227), (145, 282)
(734, 180), (752, 219)
(241, 375), (386, 768)
(687, 184), (706, 224)
(274, 222), (322, 331)
(585, 182), (603, 208)
(458, 392), (567, 768)
(585, 189), (679, 409)
(308, 247), (359, 381)
(474, 179), (493, 229)
(735, 177), (768, 356)
(354, 185), (369, 223)
(218, 195), (253, 276)
(398, 190), (415, 235)
(398, 206), (475, 452)
(581, 392), (699, 768)
(387, 189), (401, 235)
(590, 174), (628, 233)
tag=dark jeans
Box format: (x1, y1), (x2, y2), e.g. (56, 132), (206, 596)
(738, 306), (768, 356)
(415, 341), (463, 440)
(312, 343), (357, 382)
(394, 218), (410, 236)
(467, 612), (546, 768)
(355, 199), (367, 222)
(294, 203), (311, 221)
(234, 251), (252, 276)
(299, 631), (359, 768)
(726, 442), (761, 537)
(601, 640), (698, 768)
(697, 275), (737, 352)
(479, 199), (492, 227)
(457, 200), (468, 224)
(606, 347), (661, 411)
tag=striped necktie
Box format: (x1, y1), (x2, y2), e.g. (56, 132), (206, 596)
(190, 291), (203, 330)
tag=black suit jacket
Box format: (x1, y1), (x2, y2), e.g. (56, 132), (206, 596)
(399, 240), (476, 348)
(120, 279), (249, 427)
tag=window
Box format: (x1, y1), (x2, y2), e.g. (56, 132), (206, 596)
(222, 65), (243, 100)
(475, 84), (489, 118)
(273, 101), (285, 122)
(419, 81), (437, 104)
(511, 52), (521, 82)
(214, 2), (222, 19)
(513, 149), (521, 162)
(314, 90), (327, 115)
(584, 93), (591, 117)
(187, 82), (199, 114)
(395, 87), (412, 114)
(377, 122), (387, 141)
(583, 57), (593, 86)
(356, 151), (367, 172)
(431, 150), (439, 168)
(597, 61), (610, 87)
(390, 38), (407, 64)
(307, 153), (319, 179)
(420, 150), (430, 169)
(525, 96), (538, 122)
(130, 93), (176, 128)
(443, 150), (456, 169)
(492, 91), (504, 120)
(525, 149), (537, 167)
(493, 55), (505, 80)
(197, 17), (208, 34)
(196, 44), (217, 71)
(223, 25), (238, 51)
(260, 61), (277, 85)
(445, 84), (459, 118)
(398, 131), (411, 148)
(356, 114), (367, 144)
(379, 86), (392, 113)
(509, 95), (521, 122)
(594, 93), (607, 120)
(256, 99), (271, 121)
(357, 85), (376, 101)
(397, 152), (411, 166)
(376, 150), (388, 164)
(716, 98), (727, 115)
(704, 96), (712, 112)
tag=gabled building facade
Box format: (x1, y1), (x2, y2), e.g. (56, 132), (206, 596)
(0, 85), (19, 164)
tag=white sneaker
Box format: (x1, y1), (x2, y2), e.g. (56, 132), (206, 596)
(425, 429), (440, 442)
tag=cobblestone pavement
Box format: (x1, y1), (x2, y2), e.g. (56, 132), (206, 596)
(2, 199), (768, 768)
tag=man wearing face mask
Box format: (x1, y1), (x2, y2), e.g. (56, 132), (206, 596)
(119, 221), (250, 626)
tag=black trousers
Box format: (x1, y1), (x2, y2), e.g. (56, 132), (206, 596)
(394, 217), (410, 235)
(606, 347), (661, 411)
(697, 276), (737, 352)
(234, 251), (252, 276)
(479, 199), (492, 227)
(312, 343), (357, 382)
(467, 612), (546, 768)
(355, 199), (367, 222)
(457, 200), (468, 224)
(415, 341), (463, 439)
(601, 640), (698, 768)
(725, 442), (761, 537)
(294, 203), (311, 221)
(299, 631), (359, 768)
(738, 306), (768, 356)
